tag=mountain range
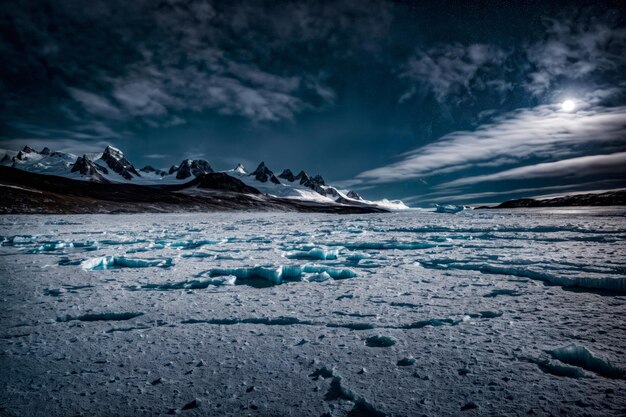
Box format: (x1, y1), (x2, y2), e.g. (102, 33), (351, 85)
(0, 145), (407, 214)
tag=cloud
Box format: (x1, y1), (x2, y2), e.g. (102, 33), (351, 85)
(398, 12), (626, 105)
(92, 50), (335, 124)
(9, 121), (125, 141)
(440, 152), (626, 188)
(1, 0), (391, 131)
(526, 16), (626, 95)
(66, 88), (122, 119)
(68, 46), (333, 125)
(410, 180), (625, 204)
(400, 44), (508, 103)
(355, 97), (626, 185)
(0, 137), (109, 154)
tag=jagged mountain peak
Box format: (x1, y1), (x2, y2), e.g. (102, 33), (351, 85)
(251, 162), (281, 184)
(22, 145), (36, 154)
(174, 159), (213, 180)
(140, 165), (168, 177)
(103, 145), (124, 158)
(278, 169), (295, 182)
(294, 170), (309, 185)
(234, 164), (247, 174)
(99, 145), (141, 180)
(347, 190), (362, 200)
(70, 154), (108, 181)
(305, 174), (325, 187)
(251, 162), (268, 174)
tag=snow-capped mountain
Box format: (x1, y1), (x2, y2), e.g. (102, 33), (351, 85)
(70, 155), (109, 182)
(97, 145), (141, 180)
(250, 162), (280, 184)
(230, 162), (408, 210)
(0, 144), (408, 210)
(139, 165), (168, 177)
(1, 145), (78, 177)
(168, 159), (213, 180)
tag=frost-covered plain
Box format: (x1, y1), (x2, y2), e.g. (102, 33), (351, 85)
(1, 209), (625, 416)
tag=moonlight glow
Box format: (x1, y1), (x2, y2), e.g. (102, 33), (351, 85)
(561, 99), (576, 112)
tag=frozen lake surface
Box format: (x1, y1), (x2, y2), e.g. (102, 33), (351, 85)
(1, 208), (625, 416)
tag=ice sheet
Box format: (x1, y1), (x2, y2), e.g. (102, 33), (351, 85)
(1, 208), (625, 416)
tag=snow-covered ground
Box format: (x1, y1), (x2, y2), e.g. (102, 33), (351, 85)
(1, 208), (625, 416)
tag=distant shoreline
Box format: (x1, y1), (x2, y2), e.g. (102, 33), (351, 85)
(475, 190), (626, 209)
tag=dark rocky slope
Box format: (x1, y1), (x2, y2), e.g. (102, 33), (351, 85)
(478, 190), (626, 209)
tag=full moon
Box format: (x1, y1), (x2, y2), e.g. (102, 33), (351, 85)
(561, 99), (576, 112)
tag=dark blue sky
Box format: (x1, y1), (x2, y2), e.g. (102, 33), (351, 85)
(1, 0), (625, 206)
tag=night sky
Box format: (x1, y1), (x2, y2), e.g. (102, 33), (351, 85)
(1, 0), (625, 206)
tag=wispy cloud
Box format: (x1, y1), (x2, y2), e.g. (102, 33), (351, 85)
(408, 180), (626, 204)
(66, 88), (123, 120)
(440, 152), (626, 188)
(398, 12), (626, 105)
(65, 54), (334, 125)
(355, 97), (626, 185)
(0, 137), (109, 154)
(399, 44), (508, 104)
(526, 15), (626, 95)
(1, 0), (392, 134)
(9, 121), (125, 141)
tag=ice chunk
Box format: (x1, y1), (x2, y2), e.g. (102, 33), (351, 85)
(304, 272), (331, 282)
(1, 235), (34, 246)
(435, 204), (467, 214)
(181, 251), (213, 258)
(309, 366), (335, 379)
(399, 318), (458, 329)
(206, 264), (357, 286)
(100, 239), (147, 245)
(547, 344), (626, 379)
(397, 356), (416, 366)
(58, 257), (83, 266)
(181, 316), (310, 326)
(281, 265), (305, 280)
(82, 256), (173, 270)
(525, 357), (587, 378)
(57, 312), (144, 322)
(126, 243), (165, 254)
(302, 264), (358, 279)
(209, 265), (287, 285)
(365, 335), (396, 347)
(161, 239), (219, 249)
(136, 275), (236, 290)
(327, 322), (375, 330)
(346, 252), (371, 261)
(418, 259), (626, 293)
(327, 241), (435, 250)
(27, 242), (72, 253)
(27, 240), (97, 254)
(286, 246), (338, 260)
